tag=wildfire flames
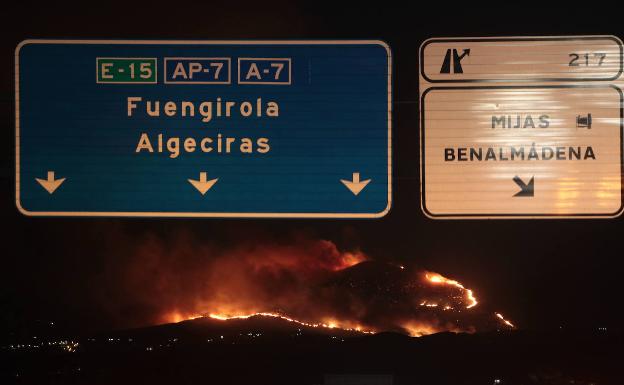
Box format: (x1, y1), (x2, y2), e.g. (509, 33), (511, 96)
(208, 312), (375, 334)
(424, 272), (478, 309)
(496, 312), (515, 328)
(144, 236), (515, 337)
(93, 228), (515, 336)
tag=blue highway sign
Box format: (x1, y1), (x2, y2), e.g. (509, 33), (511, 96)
(15, 40), (392, 218)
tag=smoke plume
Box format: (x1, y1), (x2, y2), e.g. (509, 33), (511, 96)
(90, 229), (510, 336)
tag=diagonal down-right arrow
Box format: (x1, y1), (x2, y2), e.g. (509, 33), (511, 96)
(513, 176), (534, 197)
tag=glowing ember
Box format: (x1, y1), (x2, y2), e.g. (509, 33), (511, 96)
(496, 313), (515, 328)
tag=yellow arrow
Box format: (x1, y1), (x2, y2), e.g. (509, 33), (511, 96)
(340, 172), (371, 196)
(35, 171), (66, 194)
(188, 172), (218, 195)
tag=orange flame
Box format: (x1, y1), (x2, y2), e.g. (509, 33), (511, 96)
(335, 250), (367, 270)
(208, 312), (376, 334)
(401, 322), (444, 337)
(160, 262), (515, 337)
(424, 272), (478, 308)
(161, 311), (203, 324)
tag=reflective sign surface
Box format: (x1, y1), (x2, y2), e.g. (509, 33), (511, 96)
(16, 40), (392, 218)
(419, 36), (623, 218)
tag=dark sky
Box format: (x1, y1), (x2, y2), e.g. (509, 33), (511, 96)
(2, 3), (623, 335)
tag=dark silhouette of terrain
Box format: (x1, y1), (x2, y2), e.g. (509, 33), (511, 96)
(3, 315), (622, 385)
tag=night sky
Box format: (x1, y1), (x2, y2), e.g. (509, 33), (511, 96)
(2, 3), (623, 335)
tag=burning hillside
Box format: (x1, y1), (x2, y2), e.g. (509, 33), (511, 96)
(128, 235), (516, 337)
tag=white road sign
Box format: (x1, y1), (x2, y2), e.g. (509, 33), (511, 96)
(419, 36), (623, 219)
